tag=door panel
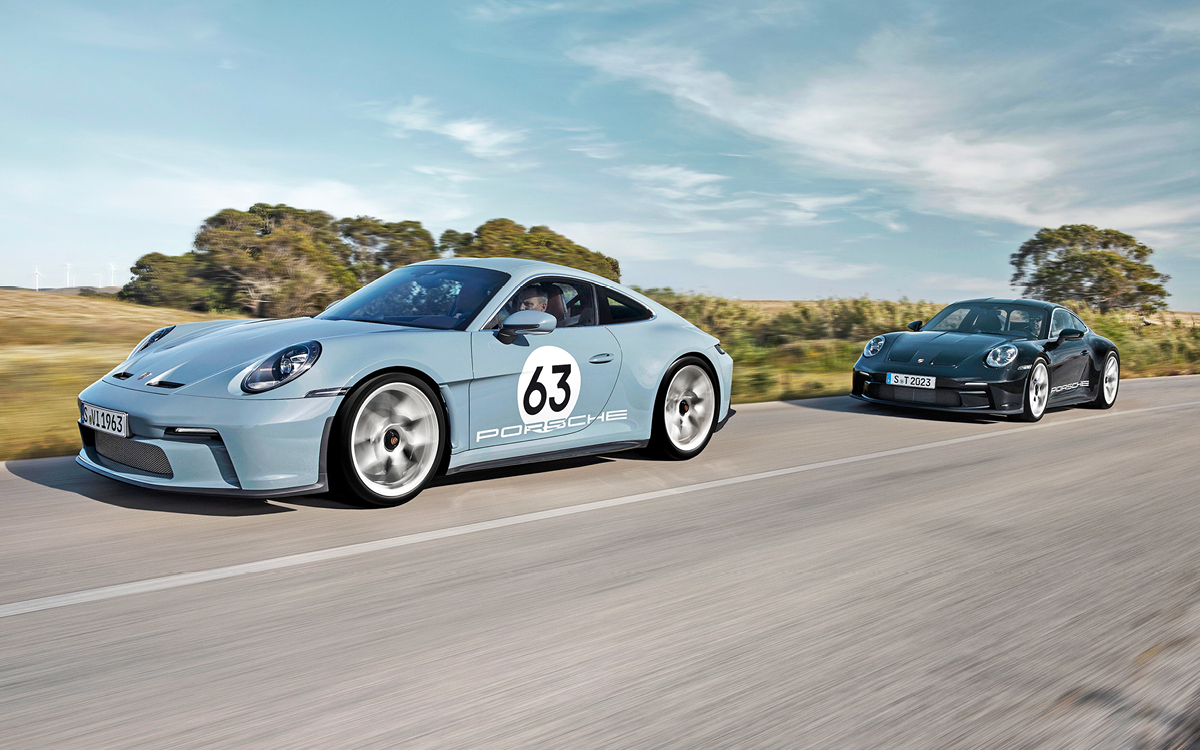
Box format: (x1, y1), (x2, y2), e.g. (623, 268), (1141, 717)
(1047, 309), (1089, 400)
(469, 327), (623, 449)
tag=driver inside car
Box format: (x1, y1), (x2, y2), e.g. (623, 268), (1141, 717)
(1008, 308), (1043, 339)
(517, 285), (549, 313)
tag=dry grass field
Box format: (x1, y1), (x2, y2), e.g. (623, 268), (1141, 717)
(0, 290), (243, 460)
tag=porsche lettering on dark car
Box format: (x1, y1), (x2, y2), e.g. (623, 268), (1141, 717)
(851, 298), (1120, 421)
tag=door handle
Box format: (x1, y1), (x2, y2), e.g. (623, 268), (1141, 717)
(589, 353), (614, 364)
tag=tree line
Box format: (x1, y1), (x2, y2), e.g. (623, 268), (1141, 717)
(119, 203), (1170, 319)
(119, 204), (620, 317)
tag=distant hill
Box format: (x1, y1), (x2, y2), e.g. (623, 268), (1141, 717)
(1, 286), (123, 295)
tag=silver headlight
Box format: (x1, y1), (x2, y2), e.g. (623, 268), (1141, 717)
(129, 325), (175, 358)
(863, 335), (885, 357)
(985, 344), (1018, 368)
(242, 341), (322, 393)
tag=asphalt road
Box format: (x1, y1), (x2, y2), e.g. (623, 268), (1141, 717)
(3, 376), (1200, 749)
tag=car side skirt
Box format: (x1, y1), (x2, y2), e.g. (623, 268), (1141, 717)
(444, 440), (648, 475)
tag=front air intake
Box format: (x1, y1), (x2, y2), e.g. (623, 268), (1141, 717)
(94, 432), (173, 477)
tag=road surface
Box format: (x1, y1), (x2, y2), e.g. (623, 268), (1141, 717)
(3, 376), (1200, 749)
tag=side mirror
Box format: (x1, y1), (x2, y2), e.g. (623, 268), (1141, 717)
(495, 310), (556, 345)
(1058, 328), (1085, 342)
(907, 320), (923, 331)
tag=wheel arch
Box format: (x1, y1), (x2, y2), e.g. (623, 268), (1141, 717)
(1023, 354), (1050, 408)
(659, 350), (722, 414)
(330, 365), (455, 476)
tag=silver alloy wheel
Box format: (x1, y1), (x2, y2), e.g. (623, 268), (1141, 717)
(1103, 355), (1119, 404)
(663, 364), (715, 452)
(350, 382), (438, 498)
(1029, 361), (1049, 418)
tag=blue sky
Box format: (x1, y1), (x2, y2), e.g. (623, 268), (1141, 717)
(2, 0), (1199, 307)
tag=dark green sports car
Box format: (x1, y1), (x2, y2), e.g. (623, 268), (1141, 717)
(851, 298), (1120, 422)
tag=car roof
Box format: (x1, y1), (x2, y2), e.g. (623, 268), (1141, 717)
(416, 256), (542, 272)
(413, 256), (623, 287)
(953, 297), (1061, 310)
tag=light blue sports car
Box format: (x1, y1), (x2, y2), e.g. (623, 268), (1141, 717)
(76, 258), (734, 506)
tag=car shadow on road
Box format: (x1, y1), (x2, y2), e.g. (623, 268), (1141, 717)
(779, 394), (1011, 424)
(6, 456), (297, 516)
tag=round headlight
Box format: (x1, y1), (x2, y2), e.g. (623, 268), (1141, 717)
(863, 335), (886, 357)
(242, 341), (322, 393)
(129, 325), (175, 358)
(985, 344), (1018, 368)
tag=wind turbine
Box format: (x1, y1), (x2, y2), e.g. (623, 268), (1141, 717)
(63, 263), (71, 289)
(30, 267), (43, 292)
(109, 263), (116, 287)
(94, 273), (102, 288)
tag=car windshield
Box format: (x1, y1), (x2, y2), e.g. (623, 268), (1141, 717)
(924, 302), (1047, 340)
(318, 265), (509, 331)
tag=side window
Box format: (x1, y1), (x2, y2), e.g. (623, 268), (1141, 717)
(486, 278), (597, 329)
(1069, 312), (1087, 332)
(599, 289), (653, 325)
(1049, 309), (1072, 339)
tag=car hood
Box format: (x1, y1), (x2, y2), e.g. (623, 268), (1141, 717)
(107, 317), (415, 396)
(886, 331), (1012, 367)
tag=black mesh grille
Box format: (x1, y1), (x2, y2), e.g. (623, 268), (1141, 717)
(869, 383), (962, 407)
(95, 432), (173, 476)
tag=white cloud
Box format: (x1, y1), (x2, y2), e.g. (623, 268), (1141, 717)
(695, 251), (764, 269)
(785, 255), (880, 280)
(387, 97), (527, 159)
(853, 209), (907, 232)
(567, 133), (621, 159)
(412, 165), (481, 183)
(569, 32), (1199, 237)
(552, 220), (685, 261)
(0, 165), (474, 228)
(779, 193), (861, 212)
(1106, 7), (1200, 65)
(464, 0), (667, 22)
(605, 164), (729, 199)
(920, 274), (1014, 296)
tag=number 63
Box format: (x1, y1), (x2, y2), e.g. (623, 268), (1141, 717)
(523, 364), (572, 415)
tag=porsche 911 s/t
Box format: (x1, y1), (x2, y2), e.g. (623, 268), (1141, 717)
(76, 258), (733, 506)
(850, 298), (1119, 421)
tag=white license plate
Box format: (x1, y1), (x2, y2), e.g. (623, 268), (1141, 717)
(81, 403), (130, 437)
(886, 373), (935, 389)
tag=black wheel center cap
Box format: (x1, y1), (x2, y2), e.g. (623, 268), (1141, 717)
(384, 428), (401, 452)
(679, 401), (690, 415)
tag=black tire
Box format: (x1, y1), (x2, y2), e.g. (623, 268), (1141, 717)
(1016, 359), (1050, 423)
(1090, 352), (1119, 409)
(329, 373), (447, 507)
(648, 356), (718, 460)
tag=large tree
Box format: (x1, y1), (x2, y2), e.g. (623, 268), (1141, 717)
(1010, 224), (1170, 313)
(441, 218), (621, 281)
(189, 204), (357, 316)
(121, 208), (618, 316)
(336, 216), (438, 283)
(122, 204), (443, 316)
(118, 253), (212, 311)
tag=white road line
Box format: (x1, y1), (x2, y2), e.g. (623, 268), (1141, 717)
(2, 398), (1199, 620)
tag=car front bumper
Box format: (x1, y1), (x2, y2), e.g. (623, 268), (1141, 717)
(76, 379), (341, 496)
(850, 363), (1026, 415)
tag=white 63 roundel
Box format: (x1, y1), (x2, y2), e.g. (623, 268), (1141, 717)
(517, 346), (581, 425)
